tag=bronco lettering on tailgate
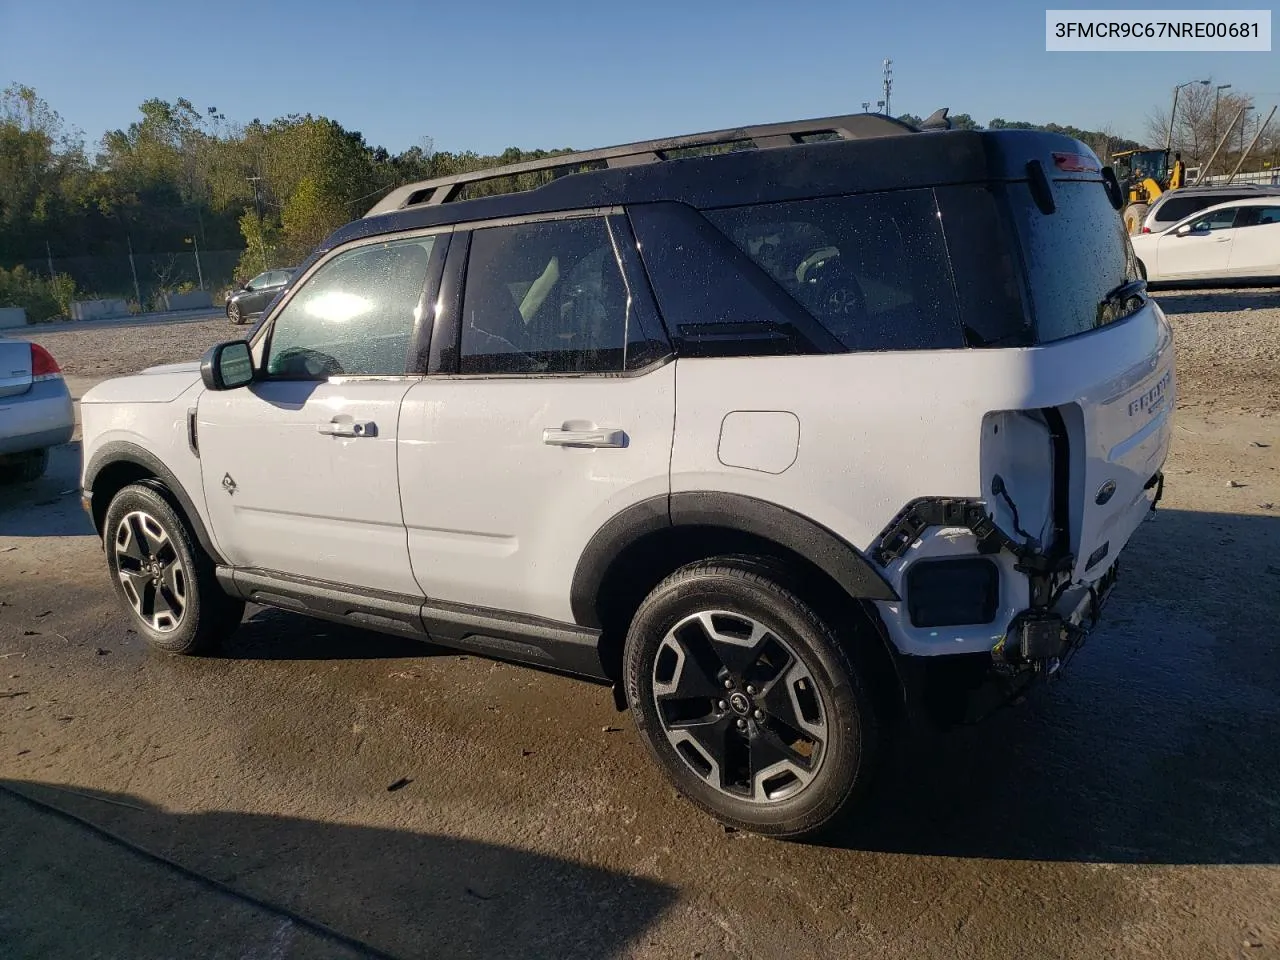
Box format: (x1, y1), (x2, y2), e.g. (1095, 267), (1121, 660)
(1128, 369), (1171, 418)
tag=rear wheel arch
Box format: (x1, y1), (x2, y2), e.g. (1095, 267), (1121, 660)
(572, 493), (905, 715)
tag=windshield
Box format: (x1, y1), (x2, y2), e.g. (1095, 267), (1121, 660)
(1007, 179), (1144, 343)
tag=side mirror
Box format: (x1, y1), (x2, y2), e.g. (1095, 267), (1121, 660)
(1174, 223), (1194, 236)
(200, 340), (255, 391)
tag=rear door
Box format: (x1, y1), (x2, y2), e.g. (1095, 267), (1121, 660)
(197, 231), (446, 594)
(397, 212), (675, 623)
(1227, 204), (1280, 277)
(1155, 205), (1238, 279)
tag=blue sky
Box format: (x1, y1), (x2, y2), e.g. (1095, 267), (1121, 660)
(1, 0), (1275, 155)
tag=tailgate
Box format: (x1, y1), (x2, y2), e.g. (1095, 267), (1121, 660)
(1072, 317), (1174, 581)
(0, 341), (33, 398)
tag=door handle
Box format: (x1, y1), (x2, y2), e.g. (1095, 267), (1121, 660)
(542, 426), (628, 448)
(318, 418), (377, 438)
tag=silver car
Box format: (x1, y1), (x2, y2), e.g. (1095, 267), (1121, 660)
(0, 336), (75, 482)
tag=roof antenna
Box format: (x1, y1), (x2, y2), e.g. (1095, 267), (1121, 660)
(919, 108), (952, 131)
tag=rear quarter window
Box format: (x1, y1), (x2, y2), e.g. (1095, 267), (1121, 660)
(703, 190), (967, 351)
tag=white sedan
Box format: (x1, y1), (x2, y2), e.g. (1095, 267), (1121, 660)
(1130, 196), (1280, 283)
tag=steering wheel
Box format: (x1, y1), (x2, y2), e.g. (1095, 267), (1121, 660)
(271, 346), (344, 379)
(796, 250), (868, 343)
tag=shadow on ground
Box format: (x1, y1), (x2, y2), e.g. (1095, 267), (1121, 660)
(0, 443), (93, 538)
(0, 780), (676, 960)
(1151, 285), (1280, 314)
(827, 508), (1280, 866)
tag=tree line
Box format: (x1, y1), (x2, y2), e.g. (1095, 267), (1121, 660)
(5, 82), (1274, 320)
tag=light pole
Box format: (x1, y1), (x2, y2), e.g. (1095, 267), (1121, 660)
(1167, 79), (1210, 152)
(184, 236), (204, 292)
(1214, 83), (1232, 145)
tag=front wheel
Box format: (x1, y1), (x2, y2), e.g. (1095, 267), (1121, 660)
(623, 558), (880, 839)
(103, 482), (244, 655)
(227, 301), (242, 324)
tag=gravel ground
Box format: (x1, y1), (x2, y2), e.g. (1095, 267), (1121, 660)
(14, 287), (1280, 413)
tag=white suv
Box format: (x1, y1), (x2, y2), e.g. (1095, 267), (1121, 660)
(79, 113), (1174, 839)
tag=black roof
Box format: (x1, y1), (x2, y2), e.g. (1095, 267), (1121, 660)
(320, 113), (1099, 253)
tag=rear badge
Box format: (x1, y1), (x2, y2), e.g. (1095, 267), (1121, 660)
(1095, 480), (1117, 505)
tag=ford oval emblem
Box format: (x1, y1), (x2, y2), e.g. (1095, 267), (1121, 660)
(1095, 480), (1117, 505)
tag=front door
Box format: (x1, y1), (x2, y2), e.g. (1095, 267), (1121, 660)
(398, 214), (676, 623)
(1156, 205), (1238, 279)
(198, 232), (445, 595)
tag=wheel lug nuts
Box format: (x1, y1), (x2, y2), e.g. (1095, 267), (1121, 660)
(736, 718), (746, 730)
(754, 709), (764, 720)
(718, 700), (727, 710)
(746, 685), (756, 695)
(724, 679), (733, 689)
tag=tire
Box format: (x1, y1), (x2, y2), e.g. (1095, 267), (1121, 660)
(0, 448), (48, 484)
(623, 557), (880, 840)
(102, 482), (244, 655)
(227, 301), (242, 324)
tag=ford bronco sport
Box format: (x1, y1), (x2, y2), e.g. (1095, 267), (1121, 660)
(80, 111), (1173, 839)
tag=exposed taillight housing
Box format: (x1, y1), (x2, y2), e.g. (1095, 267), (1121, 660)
(1142, 226), (1151, 233)
(30, 343), (62, 381)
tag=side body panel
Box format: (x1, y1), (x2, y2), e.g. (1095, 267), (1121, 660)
(1228, 219), (1280, 277)
(195, 380), (419, 594)
(670, 303), (1174, 656)
(398, 362), (676, 622)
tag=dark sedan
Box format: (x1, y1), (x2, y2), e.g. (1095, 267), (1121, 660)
(224, 268), (296, 324)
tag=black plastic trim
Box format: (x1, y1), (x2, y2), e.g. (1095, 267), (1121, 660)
(406, 231), (452, 376)
(569, 492), (898, 628)
(83, 441), (224, 564)
(428, 231), (469, 375)
(220, 567), (607, 681)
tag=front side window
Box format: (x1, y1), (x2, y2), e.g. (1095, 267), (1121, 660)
(1188, 207), (1239, 232)
(459, 216), (646, 374)
(265, 235), (436, 379)
(247, 271), (272, 289)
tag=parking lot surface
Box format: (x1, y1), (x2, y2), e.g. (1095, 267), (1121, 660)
(2, 290), (1279, 959)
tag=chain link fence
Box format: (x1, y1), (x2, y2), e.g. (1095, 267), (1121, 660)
(12, 249), (246, 315)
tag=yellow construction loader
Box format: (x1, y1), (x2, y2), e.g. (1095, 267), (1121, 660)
(1112, 147), (1186, 233)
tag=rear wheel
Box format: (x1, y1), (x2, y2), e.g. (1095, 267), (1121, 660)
(623, 558), (880, 839)
(0, 448), (49, 484)
(103, 483), (244, 655)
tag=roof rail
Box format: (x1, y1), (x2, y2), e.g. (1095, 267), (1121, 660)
(363, 112), (919, 217)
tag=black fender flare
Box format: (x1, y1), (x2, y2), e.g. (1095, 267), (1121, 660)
(569, 491), (898, 629)
(83, 441), (224, 564)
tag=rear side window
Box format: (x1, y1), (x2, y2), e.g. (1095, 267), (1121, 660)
(704, 191), (967, 352)
(1238, 205), (1280, 227)
(1008, 180), (1142, 344)
(458, 216), (663, 375)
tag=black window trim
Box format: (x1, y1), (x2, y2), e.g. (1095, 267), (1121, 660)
(250, 225), (453, 382)
(427, 206), (675, 380)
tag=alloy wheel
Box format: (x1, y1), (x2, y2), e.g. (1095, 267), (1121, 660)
(113, 510), (187, 633)
(228, 302), (241, 323)
(652, 610), (828, 804)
